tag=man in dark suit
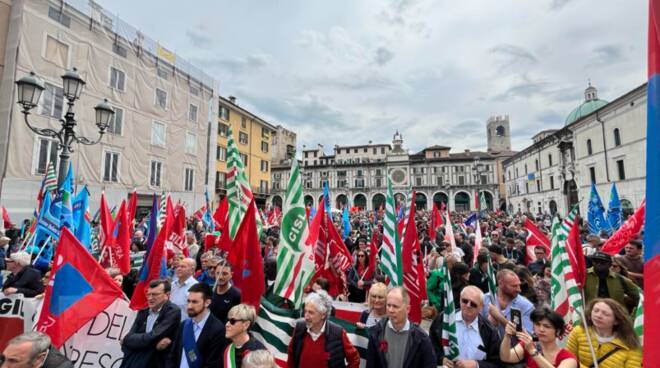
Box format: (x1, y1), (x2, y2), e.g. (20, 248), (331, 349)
(166, 282), (226, 368)
(2, 251), (43, 297)
(120, 279), (181, 367)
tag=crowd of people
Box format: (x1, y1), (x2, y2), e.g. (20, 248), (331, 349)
(0, 206), (645, 367)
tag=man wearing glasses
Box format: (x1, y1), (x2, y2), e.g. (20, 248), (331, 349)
(120, 279), (181, 367)
(432, 286), (501, 368)
(527, 246), (548, 276)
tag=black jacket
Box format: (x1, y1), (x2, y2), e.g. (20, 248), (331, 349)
(429, 314), (501, 368)
(289, 320), (346, 368)
(2, 266), (43, 297)
(120, 300), (181, 367)
(42, 346), (73, 368)
(366, 318), (436, 368)
(166, 312), (227, 368)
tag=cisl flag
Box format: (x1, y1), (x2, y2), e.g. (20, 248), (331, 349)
(35, 228), (124, 347)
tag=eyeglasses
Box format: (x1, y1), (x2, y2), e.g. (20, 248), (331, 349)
(227, 318), (247, 325)
(358, 255), (366, 258)
(460, 298), (479, 309)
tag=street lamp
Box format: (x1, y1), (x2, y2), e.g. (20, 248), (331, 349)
(473, 157), (486, 214)
(16, 68), (114, 186)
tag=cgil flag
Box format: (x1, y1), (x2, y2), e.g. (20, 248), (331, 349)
(273, 160), (315, 308)
(601, 200), (645, 256)
(524, 217), (551, 265)
(35, 228), (125, 347)
(401, 191), (427, 324)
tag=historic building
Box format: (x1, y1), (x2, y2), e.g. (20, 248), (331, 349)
(214, 96), (277, 207)
(503, 83), (646, 217)
(270, 121), (516, 212)
(0, 0), (218, 220)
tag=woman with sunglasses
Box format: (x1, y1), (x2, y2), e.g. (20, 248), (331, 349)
(224, 304), (265, 367)
(346, 249), (373, 303)
(500, 307), (577, 368)
(356, 282), (388, 329)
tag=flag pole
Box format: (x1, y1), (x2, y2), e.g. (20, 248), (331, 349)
(579, 289), (600, 368)
(31, 236), (51, 265)
(18, 230), (35, 252)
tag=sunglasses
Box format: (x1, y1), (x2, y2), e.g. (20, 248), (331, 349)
(358, 254), (366, 258)
(460, 298), (479, 309)
(227, 318), (247, 325)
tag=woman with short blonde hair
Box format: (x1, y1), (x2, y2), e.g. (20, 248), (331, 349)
(356, 282), (387, 329)
(224, 304), (265, 367)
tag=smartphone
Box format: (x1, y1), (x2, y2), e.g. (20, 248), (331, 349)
(510, 308), (523, 332)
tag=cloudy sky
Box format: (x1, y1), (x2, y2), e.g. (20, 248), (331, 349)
(97, 0), (646, 154)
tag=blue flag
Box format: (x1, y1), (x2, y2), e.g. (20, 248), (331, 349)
(323, 182), (332, 218)
(309, 206), (317, 221)
(139, 195), (167, 282)
(72, 187), (91, 250)
(203, 189), (215, 231)
(463, 213), (477, 228)
(58, 164), (74, 232)
(606, 183), (623, 233)
(31, 192), (60, 260)
(342, 206), (351, 240)
(587, 183), (608, 235)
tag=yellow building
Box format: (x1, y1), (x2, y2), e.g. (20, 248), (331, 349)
(215, 96), (275, 207)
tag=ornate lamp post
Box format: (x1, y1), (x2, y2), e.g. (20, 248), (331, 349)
(473, 157), (486, 214)
(15, 68), (114, 186)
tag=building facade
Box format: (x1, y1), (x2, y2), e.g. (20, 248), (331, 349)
(503, 83), (646, 217)
(0, 0), (217, 219)
(271, 126), (515, 212)
(215, 96), (276, 207)
(271, 124), (296, 165)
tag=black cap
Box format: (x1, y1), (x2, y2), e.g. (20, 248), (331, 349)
(590, 251), (612, 263)
(488, 244), (503, 255)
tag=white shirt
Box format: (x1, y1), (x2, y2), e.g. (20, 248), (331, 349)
(171, 276), (197, 320)
(455, 312), (486, 361)
(146, 305), (164, 333)
(307, 321), (326, 341)
(387, 319), (411, 333)
(179, 310), (211, 368)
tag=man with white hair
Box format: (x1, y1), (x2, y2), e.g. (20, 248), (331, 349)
(170, 257), (198, 320)
(287, 290), (360, 368)
(2, 251), (43, 297)
(431, 286), (501, 368)
(1, 331), (72, 368)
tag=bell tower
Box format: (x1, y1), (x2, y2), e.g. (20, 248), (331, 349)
(486, 115), (511, 153)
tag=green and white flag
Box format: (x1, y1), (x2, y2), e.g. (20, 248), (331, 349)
(44, 161), (58, 193)
(634, 289), (643, 345)
(253, 298), (369, 366)
(479, 191), (488, 211)
(440, 261), (459, 360)
(486, 255), (497, 299)
(380, 177), (403, 286)
(400, 187), (412, 240)
(226, 126), (263, 239)
(550, 209), (583, 334)
(273, 160), (315, 308)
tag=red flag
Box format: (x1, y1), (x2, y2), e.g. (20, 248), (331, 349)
(429, 202), (443, 241)
(130, 197), (172, 310)
(2, 206), (12, 229)
(267, 206), (281, 226)
(601, 201), (645, 255)
(308, 199), (327, 270)
(366, 229), (379, 280)
(401, 192), (426, 324)
(127, 189), (137, 238)
(565, 217), (587, 288)
(193, 205), (206, 220)
(98, 192), (113, 252)
(114, 201), (131, 275)
(213, 196), (228, 230)
(440, 201), (446, 212)
(227, 199), (264, 310)
(324, 219), (353, 297)
(168, 200), (188, 256)
(524, 217), (551, 265)
(35, 228), (124, 347)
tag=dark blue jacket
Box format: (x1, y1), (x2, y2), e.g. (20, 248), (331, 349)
(366, 318), (436, 368)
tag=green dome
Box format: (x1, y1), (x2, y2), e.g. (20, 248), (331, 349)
(565, 85), (608, 125)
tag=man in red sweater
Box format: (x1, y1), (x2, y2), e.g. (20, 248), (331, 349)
(287, 290), (360, 368)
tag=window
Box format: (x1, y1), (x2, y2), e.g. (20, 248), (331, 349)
(617, 160), (626, 180)
(535, 159), (539, 171)
(524, 164), (528, 174)
(587, 139), (593, 155)
(262, 127), (269, 138)
(355, 179), (365, 188)
(550, 176), (555, 190)
(375, 169), (382, 176)
(150, 160), (162, 187)
(110, 67), (125, 91)
(372, 147), (377, 154)
(48, 7), (71, 27)
(190, 85), (200, 96)
(356, 169), (363, 176)
(458, 176), (465, 185)
(157, 66), (169, 80)
(241, 116), (247, 129)
(375, 178), (382, 187)
(536, 180), (541, 192)
(107, 107), (123, 135)
(589, 167), (596, 184)
(39, 83), (63, 119)
(526, 182), (529, 193)
(261, 160), (269, 172)
(217, 146), (227, 161)
(240, 153), (248, 167)
(260, 180), (268, 193)
(184, 168), (194, 191)
(151, 121), (166, 147)
(437, 176), (443, 186)
(337, 171), (347, 177)
(219, 105), (230, 120)
(112, 43), (127, 58)
(189, 104), (198, 122)
(411, 168), (416, 174)
(415, 177), (422, 186)
(480, 174), (488, 184)
(548, 154), (553, 166)
(35, 138), (58, 175)
(216, 171), (226, 189)
(614, 128), (621, 147)
(261, 141), (269, 153)
(185, 133), (196, 154)
(103, 151), (119, 182)
(239, 132), (248, 145)
(155, 88), (168, 109)
(363, 148), (368, 153)
(338, 179), (347, 188)
(44, 35), (69, 68)
(218, 123), (229, 137)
